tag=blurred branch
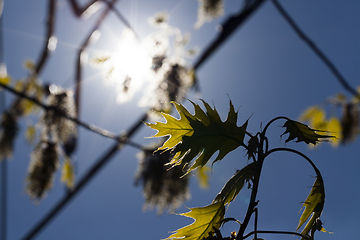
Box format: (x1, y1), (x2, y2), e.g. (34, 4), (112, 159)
(74, 0), (118, 117)
(193, 0), (266, 70)
(103, 0), (140, 40)
(272, 0), (360, 98)
(22, 113), (148, 240)
(20, 1), (268, 239)
(0, 82), (143, 149)
(68, 0), (101, 17)
(34, 0), (56, 76)
(10, 0), (56, 115)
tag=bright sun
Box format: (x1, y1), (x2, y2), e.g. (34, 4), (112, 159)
(110, 28), (152, 103)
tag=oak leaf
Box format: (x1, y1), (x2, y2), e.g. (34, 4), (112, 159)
(146, 100), (248, 175)
(297, 177), (325, 238)
(165, 201), (225, 240)
(213, 163), (255, 205)
(281, 119), (334, 145)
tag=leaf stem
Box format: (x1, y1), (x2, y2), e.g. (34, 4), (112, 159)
(264, 147), (322, 177)
(243, 230), (305, 239)
(262, 116), (290, 137)
(236, 133), (265, 239)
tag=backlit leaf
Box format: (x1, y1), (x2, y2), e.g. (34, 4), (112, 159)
(0, 75), (11, 86)
(299, 106), (327, 130)
(24, 59), (35, 70)
(213, 163), (255, 205)
(166, 201), (225, 240)
(297, 177), (325, 237)
(146, 100), (248, 175)
(327, 117), (341, 147)
(61, 156), (75, 189)
(25, 123), (36, 144)
(196, 165), (210, 189)
(281, 119), (334, 145)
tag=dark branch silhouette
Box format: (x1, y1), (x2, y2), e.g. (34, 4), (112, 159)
(194, 0), (266, 70)
(272, 0), (360, 98)
(11, 0), (56, 116)
(0, 82), (143, 149)
(22, 113), (148, 240)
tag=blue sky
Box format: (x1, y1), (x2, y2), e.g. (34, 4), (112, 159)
(1, 0), (359, 239)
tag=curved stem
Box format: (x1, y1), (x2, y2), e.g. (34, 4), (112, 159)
(262, 116), (290, 138)
(243, 230), (304, 239)
(264, 147), (322, 177)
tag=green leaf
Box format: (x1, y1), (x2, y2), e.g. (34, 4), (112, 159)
(213, 163), (255, 205)
(196, 165), (210, 189)
(61, 156), (75, 189)
(165, 201), (225, 240)
(297, 177), (325, 237)
(25, 124), (36, 144)
(146, 100), (248, 175)
(281, 119), (334, 145)
(327, 117), (341, 147)
(299, 106), (327, 130)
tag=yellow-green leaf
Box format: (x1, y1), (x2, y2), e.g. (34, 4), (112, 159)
(61, 156), (75, 189)
(24, 59), (35, 70)
(146, 100), (248, 175)
(281, 119), (334, 145)
(213, 163), (255, 205)
(327, 117), (341, 147)
(25, 124), (36, 144)
(0, 75), (11, 86)
(196, 165), (210, 189)
(166, 201), (225, 240)
(297, 177), (325, 237)
(299, 106), (327, 131)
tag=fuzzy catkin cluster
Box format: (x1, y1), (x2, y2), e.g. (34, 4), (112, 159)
(0, 111), (18, 160)
(27, 85), (77, 200)
(195, 0), (224, 28)
(341, 103), (360, 143)
(135, 147), (190, 214)
(40, 87), (77, 144)
(26, 142), (59, 200)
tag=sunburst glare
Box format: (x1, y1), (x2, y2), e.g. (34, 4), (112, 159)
(111, 28), (152, 103)
(92, 28), (152, 104)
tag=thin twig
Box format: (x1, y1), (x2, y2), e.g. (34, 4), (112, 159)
(21, 112), (148, 240)
(18, 1), (268, 239)
(272, 0), (360, 98)
(11, 0), (56, 115)
(193, 0), (266, 70)
(0, 82), (144, 149)
(74, 0), (118, 116)
(103, 0), (140, 40)
(68, 0), (101, 17)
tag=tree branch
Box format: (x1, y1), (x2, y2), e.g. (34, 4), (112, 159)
(0, 82), (144, 149)
(193, 0), (266, 70)
(74, 0), (118, 117)
(11, 0), (56, 116)
(272, 0), (360, 98)
(68, 0), (102, 17)
(21, 112), (148, 240)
